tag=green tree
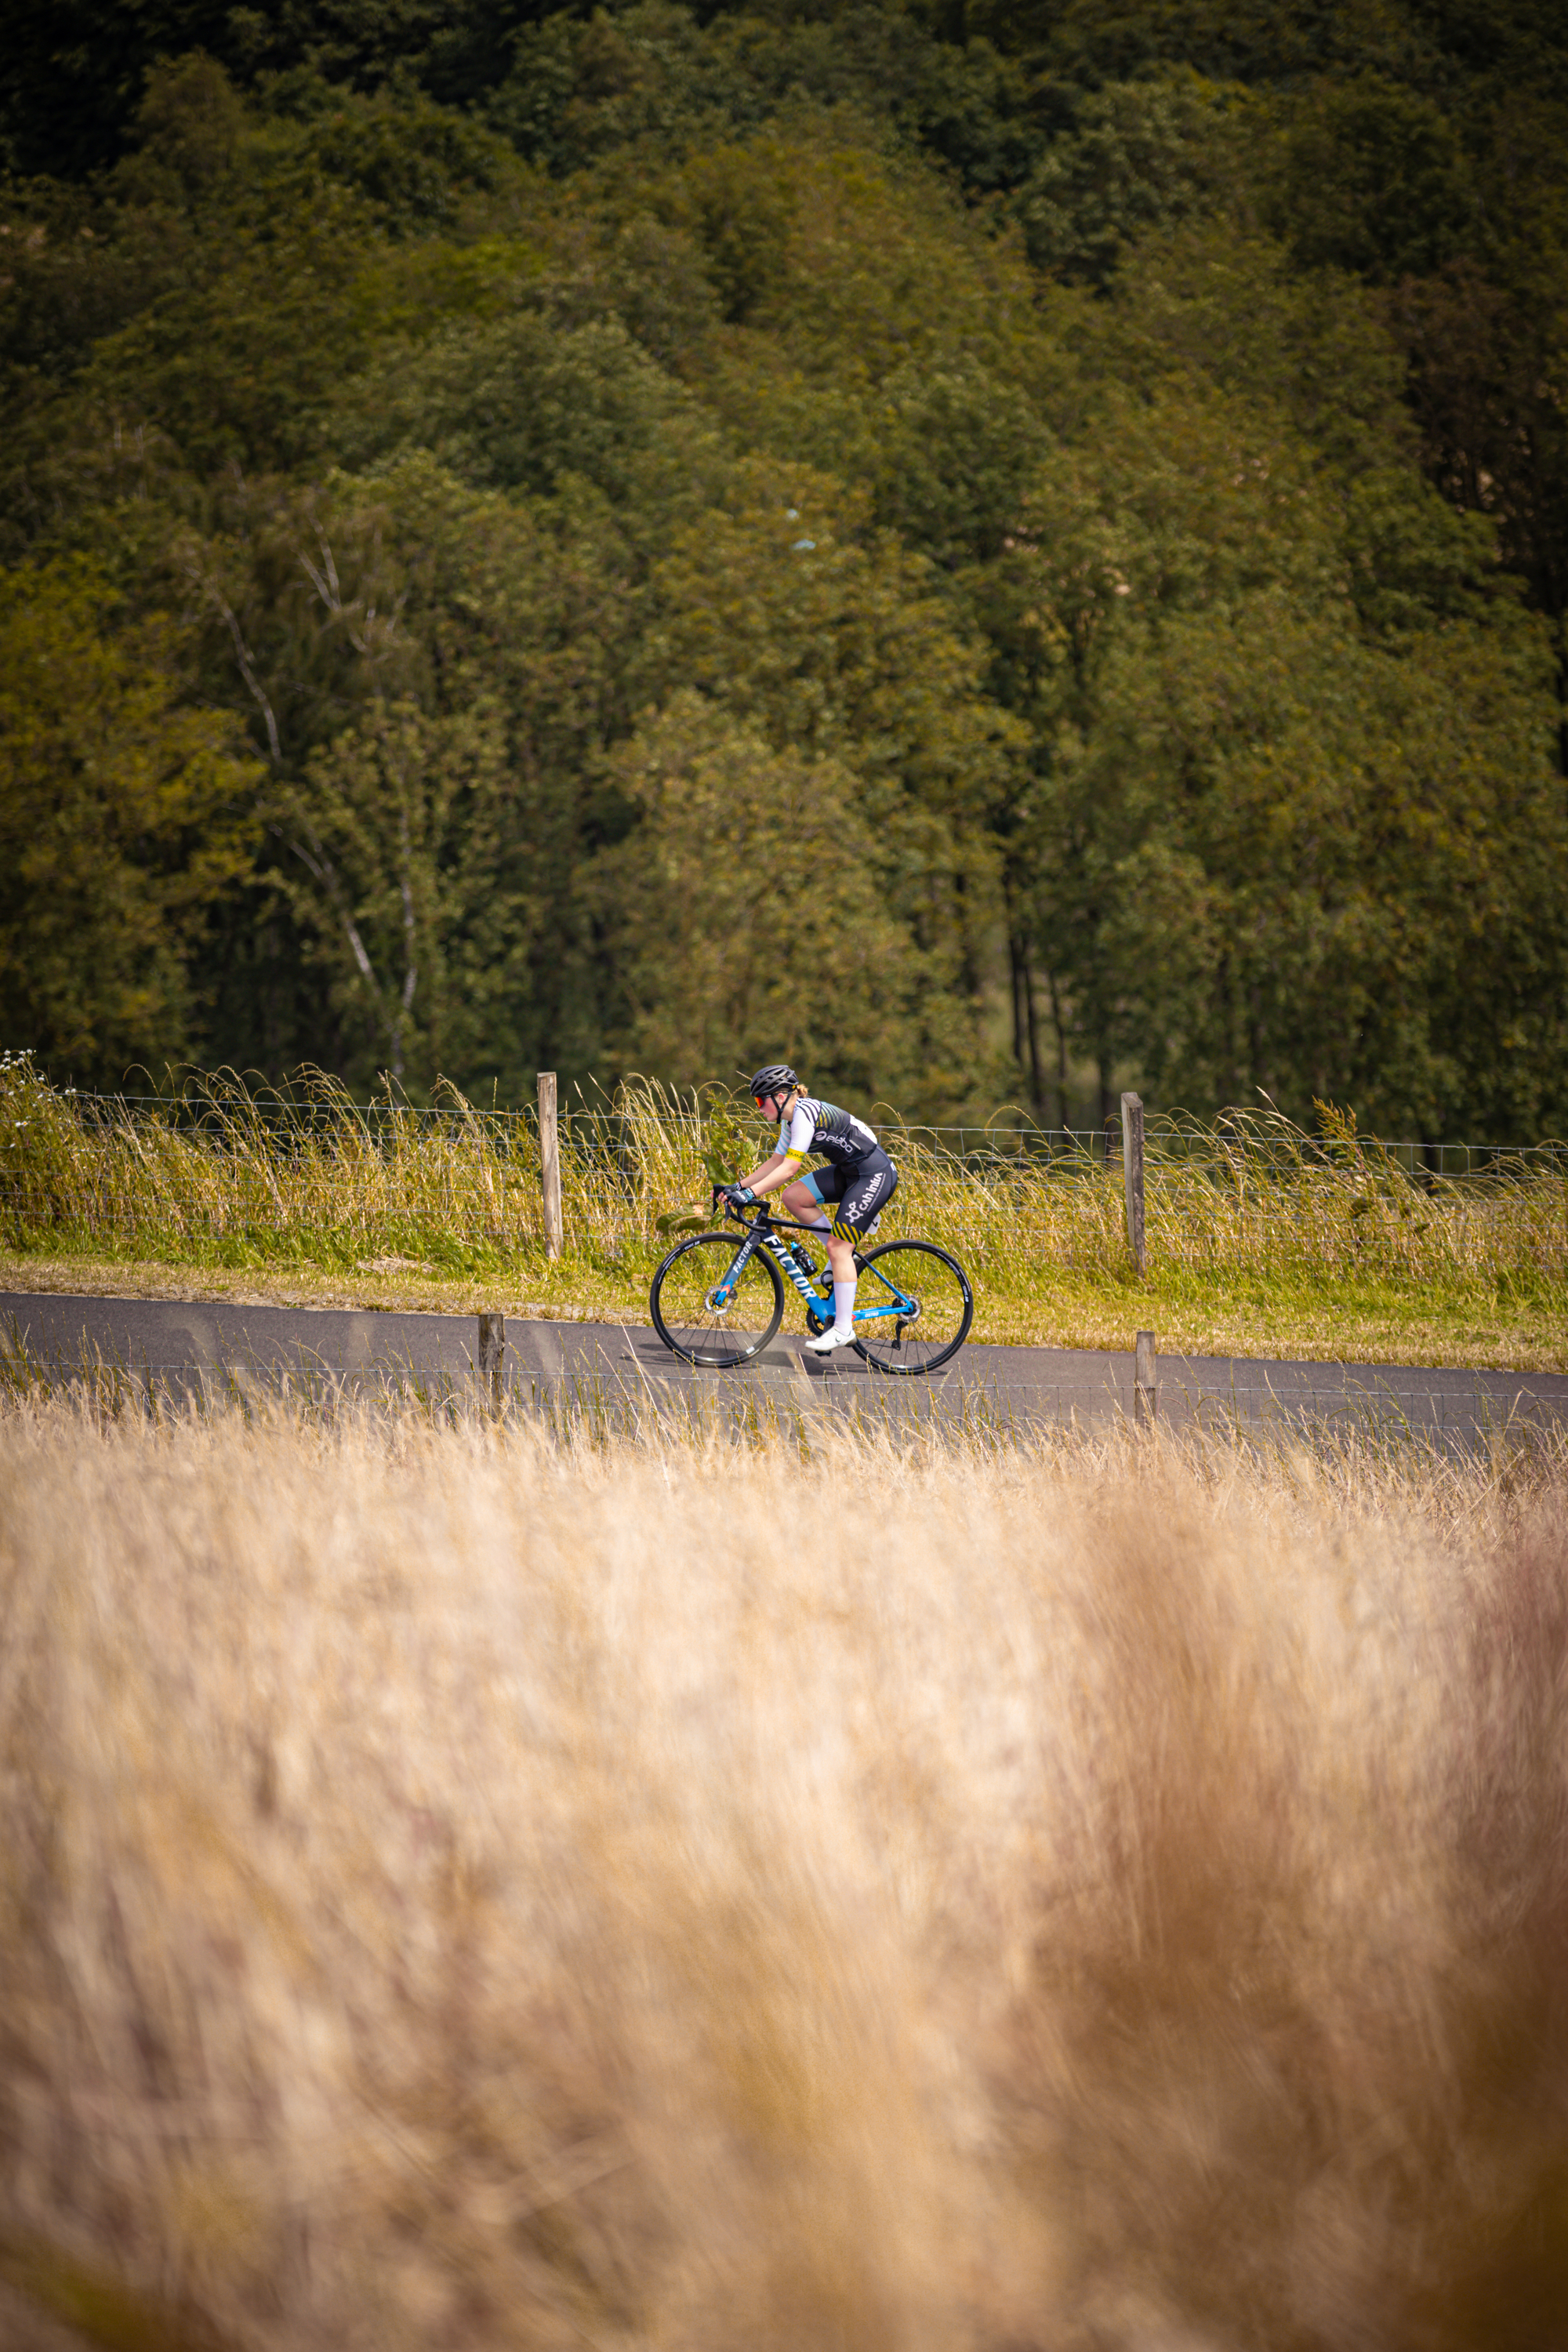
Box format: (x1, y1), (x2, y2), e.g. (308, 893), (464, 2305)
(0, 558), (260, 1080)
(336, 309), (730, 536)
(1047, 593), (1568, 1131)
(178, 453), (648, 1093)
(1016, 67), (1244, 289)
(0, 0), (555, 177)
(644, 458), (1029, 1077)
(1272, 73), (1477, 283)
(268, 697), (526, 1087)
(978, 222), (1567, 1130)
(1388, 229), (1568, 758)
(593, 694), (946, 1101)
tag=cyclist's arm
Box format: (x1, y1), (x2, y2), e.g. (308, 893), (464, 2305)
(735, 1149), (790, 1194)
(738, 1106), (814, 1197)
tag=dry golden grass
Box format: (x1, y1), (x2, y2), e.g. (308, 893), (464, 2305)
(2, 1396), (1568, 2351)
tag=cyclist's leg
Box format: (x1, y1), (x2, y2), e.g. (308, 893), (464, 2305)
(781, 1170), (835, 1240)
(806, 1156), (898, 1349)
(782, 1172), (853, 1341)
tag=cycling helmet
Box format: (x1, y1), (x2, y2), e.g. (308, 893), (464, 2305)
(749, 1062), (798, 1105)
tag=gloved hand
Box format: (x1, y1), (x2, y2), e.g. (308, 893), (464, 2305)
(716, 1183), (756, 1214)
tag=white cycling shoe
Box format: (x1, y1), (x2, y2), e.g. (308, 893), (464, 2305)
(804, 1323), (858, 1356)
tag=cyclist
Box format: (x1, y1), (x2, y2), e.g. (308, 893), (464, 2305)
(715, 1062), (898, 1356)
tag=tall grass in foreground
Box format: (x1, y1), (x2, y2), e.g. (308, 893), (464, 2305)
(1, 1054), (1564, 1290)
(3, 1397), (1568, 2349)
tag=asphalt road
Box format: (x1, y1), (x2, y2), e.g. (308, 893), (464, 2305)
(4, 1291), (1565, 1449)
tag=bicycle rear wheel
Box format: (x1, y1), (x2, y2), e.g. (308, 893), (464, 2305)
(650, 1231), (785, 1368)
(852, 1239), (973, 1374)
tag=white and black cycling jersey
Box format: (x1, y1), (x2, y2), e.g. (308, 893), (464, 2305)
(777, 1096), (882, 1172)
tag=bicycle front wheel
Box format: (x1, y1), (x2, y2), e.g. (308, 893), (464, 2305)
(650, 1231), (785, 1368)
(852, 1239), (973, 1374)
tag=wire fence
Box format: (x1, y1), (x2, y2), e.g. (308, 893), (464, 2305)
(20, 1082), (1566, 1179)
(1, 1060), (1564, 1283)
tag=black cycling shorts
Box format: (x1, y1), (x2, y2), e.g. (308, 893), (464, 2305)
(800, 1151), (898, 1240)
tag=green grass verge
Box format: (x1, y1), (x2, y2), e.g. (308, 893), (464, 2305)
(3, 1232), (1561, 1371)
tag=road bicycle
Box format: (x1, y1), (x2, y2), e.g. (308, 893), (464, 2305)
(649, 1200), (973, 1374)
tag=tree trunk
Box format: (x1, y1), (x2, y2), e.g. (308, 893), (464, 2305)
(1023, 953), (1044, 1118)
(1011, 934), (1047, 1116)
(1048, 972), (1069, 1130)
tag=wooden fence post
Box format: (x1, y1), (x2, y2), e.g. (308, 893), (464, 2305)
(1120, 1089), (1147, 1276)
(1134, 1330), (1158, 1431)
(477, 1312), (506, 1411)
(538, 1071), (563, 1261)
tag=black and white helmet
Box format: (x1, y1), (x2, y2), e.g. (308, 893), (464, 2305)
(749, 1062), (798, 1106)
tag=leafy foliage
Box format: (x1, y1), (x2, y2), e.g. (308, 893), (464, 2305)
(2, 4), (1566, 1133)
(595, 697), (942, 1096)
(0, 560), (260, 1080)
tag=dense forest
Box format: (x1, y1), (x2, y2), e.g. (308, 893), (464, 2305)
(2, 0), (1566, 1131)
